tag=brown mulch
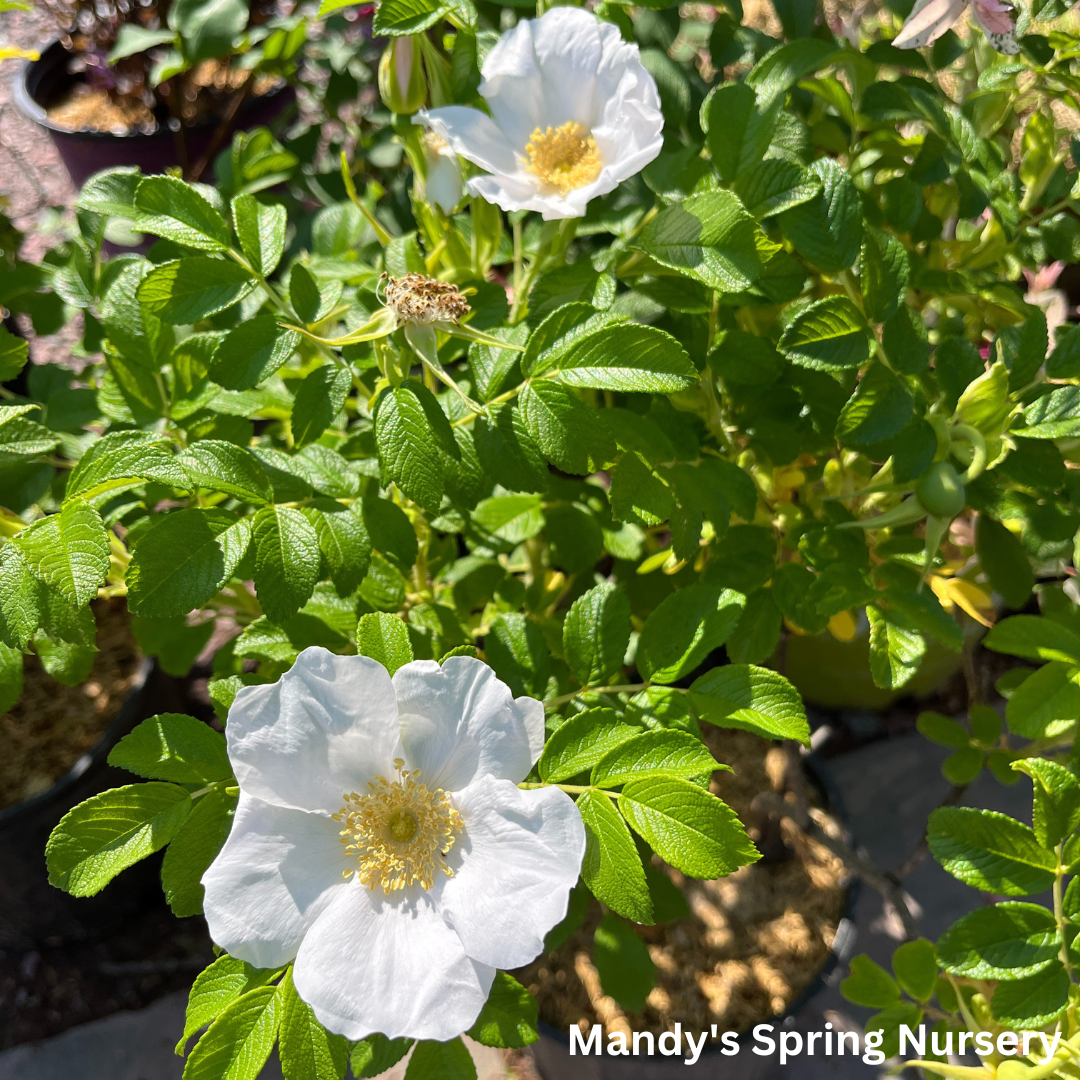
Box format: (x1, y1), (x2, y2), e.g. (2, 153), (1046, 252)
(515, 730), (848, 1044)
(46, 84), (155, 135)
(0, 600), (141, 811)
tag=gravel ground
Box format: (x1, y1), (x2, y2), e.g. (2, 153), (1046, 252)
(0, 6), (74, 247)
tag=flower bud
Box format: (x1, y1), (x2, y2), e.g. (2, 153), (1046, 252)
(378, 36), (427, 115)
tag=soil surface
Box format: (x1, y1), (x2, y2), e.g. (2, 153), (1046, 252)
(516, 730), (848, 1043)
(0, 905), (214, 1052)
(0, 600), (141, 811)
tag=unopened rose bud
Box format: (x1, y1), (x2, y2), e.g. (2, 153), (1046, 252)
(378, 36), (426, 115)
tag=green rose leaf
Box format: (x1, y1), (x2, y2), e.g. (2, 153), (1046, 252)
(834, 362), (913, 446)
(46, 782), (192, 897)
(860, 227), (910, 324)
(177, 956), (278, 1056)
(137, 258), (257, 324)
(975, 518), (1034, 612)
(592, 913), (655, 1013)
(232, 193), (287, 277)
(252, 505), (321, 626)
(938, 902), (1061, 981)
(126, 509), (253, 619)
(618, 777), (760, 879)
(984, 615), (1080, 665)
(13, 498), (110, 608)
(592, 730), (720, 788)
(778, 157), (863, 272)
(179, 440), (273, 505)
(636, 584), (746, 685)
(372, 0), (453, 36)
(688, 664), (811, 745)
(867, 604), (926, 691)
(278, 967), (349, 1080)
(350, 1035), (413, 1078)
(840, 955), (901, 1008)
(67, 431), (189, 500)
(540, 323), (696, 394)
(162, 787), (237, 918)
(402, 1037), (477, 1080)
(1011, 758), (1080, 850)
(356, 612), (414, 675)
(484, 612), (550, 699)
(0, 323), (28, 381)
(466, 972), (539, 1049)
(562, 581), (631, 689)
(990, 963), (1069, 1030)
(1017, 385), (1080, 439)
(308, 499), (371, 598)
(635, 190), (767, 292)
(576, 788), (654, 924)
(210, 316), (300, 391)
(1004, 661), (1080, 739)
(891, 939), (938, 1003)
(374, 380), (457, 514)
(779, 295), (871, 372)
(182, 984), (280, 1080)
(538, 708), (640, 783)
(134, 176), (231, 252)
(108, 712), (231, 784)
(928, 806), (1056, 896)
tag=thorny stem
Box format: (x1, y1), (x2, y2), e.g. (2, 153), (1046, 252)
(1055, 842), (1074, 983)
(545, 683), (652, 710)
(518, 781), (619, 800)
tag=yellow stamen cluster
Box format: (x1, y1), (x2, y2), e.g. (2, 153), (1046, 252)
(334, 760), (462, 893)
(524, 121), (602, 194)
(422, 130), (449, 154)
(382, 273), (470, 326)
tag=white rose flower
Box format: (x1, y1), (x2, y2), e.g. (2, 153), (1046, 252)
(420, 130), (465, 214)
(420, 7), (663, 221)
(202, 648), (585, 1042)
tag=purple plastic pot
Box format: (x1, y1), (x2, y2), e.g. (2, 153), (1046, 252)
(528, 758), (858, 1079)
(13, 41), (295, 187)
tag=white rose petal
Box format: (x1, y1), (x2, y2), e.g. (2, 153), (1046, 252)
(432, 775), (585, 969)
(202, 646), (584, 1042)
(420, 7), (663, 220)
(201, 793), (347, 970)
(292, 881), (495, 1042)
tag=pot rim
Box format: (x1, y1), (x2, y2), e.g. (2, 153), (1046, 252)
(12, 40), (292, 141)
(0, 656), (152, 826)
(534, 753), (861, 1059)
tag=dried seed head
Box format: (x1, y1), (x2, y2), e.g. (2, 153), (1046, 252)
(382, 273), (470, 326)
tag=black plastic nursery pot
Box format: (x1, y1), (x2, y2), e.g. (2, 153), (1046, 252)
(785, 612), (984, 710)
(0, 658), (185, 951)
(528, 760), (858, 1080)
(13, 41), (296, 188)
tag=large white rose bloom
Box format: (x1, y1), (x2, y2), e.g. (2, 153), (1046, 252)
(202, 648), (585, 1041)
(420, 7), (664, 220)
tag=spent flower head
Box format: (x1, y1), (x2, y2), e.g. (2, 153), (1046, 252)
(381, 272), (470, 327)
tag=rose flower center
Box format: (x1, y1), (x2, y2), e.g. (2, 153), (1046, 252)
(334, 760), (462, 893)
(524, 121), (602, 194)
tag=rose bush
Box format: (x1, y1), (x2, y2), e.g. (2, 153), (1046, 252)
(4, 0), (1080, 1073)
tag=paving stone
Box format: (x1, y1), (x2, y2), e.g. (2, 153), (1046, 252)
(0, 986), (510, 1080)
